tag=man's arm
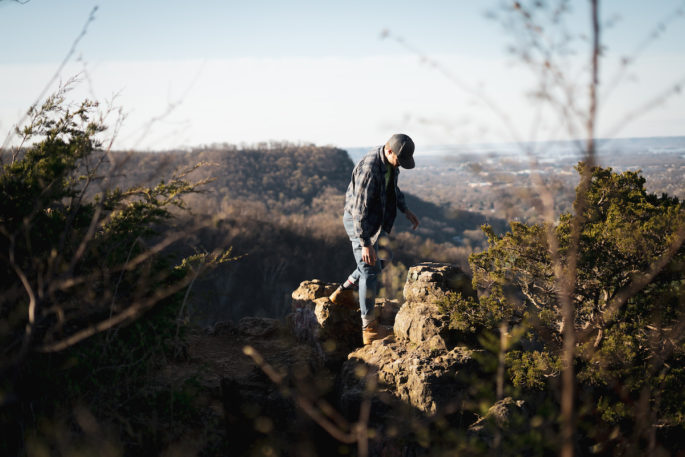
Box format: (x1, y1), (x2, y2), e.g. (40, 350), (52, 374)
(397, 185), (419, 230)
(405, 209), (419, 230)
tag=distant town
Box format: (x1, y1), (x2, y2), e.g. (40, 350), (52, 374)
(348, 136), (685, 221)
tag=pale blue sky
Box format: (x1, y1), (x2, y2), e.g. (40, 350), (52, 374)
(1, 1), (506, 61)
(1, 0), (684, 150)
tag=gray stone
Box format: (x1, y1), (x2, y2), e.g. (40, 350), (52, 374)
(468, 397), (529, 447)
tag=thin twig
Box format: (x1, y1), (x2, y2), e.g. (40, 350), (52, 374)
(37, 268), (196, 353)
(1, 6), (98, 151)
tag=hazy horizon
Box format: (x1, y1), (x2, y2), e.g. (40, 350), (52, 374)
(1, 0), (684, 151)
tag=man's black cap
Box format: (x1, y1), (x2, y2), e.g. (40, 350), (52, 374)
(387, 133), (415, 169)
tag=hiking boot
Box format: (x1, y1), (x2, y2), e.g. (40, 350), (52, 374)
(329, 286), (358, 309)
(362, 321), (392, 345)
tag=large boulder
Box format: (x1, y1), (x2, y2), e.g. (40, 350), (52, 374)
(288, 279), (341, 352)
(340, 339), (475, 416)
(393, 301), (451, 350)
(288, 280), (403, 363)
(376, 298), (401, 326)
(338, 261), (480, 449)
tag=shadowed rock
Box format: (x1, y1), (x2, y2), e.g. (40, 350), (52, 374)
(237, 317), (280, 337)
(467, 397), (529, 449)
(287, 280), (362, 365)
(314, 296), (363, 360)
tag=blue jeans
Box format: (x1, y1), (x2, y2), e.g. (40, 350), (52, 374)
(342, 212), (388, 325)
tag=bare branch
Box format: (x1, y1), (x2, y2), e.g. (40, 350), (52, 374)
(50, 229), (187, 294)
(242, 345), (358, 444)
(602, 74), (685, 139)
(37, 269), (196, 353)
(601, 1), (685, 104)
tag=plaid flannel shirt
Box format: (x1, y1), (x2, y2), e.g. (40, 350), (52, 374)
(344, 146), (408, 246)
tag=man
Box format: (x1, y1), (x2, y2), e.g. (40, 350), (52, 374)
(330, 133), (420, 345)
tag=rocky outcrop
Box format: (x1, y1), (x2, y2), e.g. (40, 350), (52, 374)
(290, 279), (338, 311)
(288, 279), (401, 365)
(288, 279), (359, 363)
(312, 296), (362, 361)
(340, 262), (477, 419)
(394, 262), (476, 349)
(341, 340), (474, 416)
(402, 261), (475, 304)
(167, 262), (500, 456)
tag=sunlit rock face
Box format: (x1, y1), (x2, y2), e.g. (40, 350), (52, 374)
(341, 341), (474, 416)
(290, 279), (337, 312)
(340, 262), (478, 419)
(402, 261), (475, 304)
(394, 262), (477, 349)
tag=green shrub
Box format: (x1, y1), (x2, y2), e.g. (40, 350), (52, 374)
(0, 87), (229, 455)
(442, 164), (684, 454)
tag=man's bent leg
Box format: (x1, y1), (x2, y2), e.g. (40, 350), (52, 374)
(342, 213), (381, 326)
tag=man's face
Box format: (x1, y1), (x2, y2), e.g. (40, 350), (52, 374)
(384, 147), (401, 167)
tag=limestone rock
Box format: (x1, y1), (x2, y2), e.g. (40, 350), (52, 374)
(314, 297), (363, 359)
(341, 339), (474, 416)
(291, 279), (338, 312)
(468, 397), (529, 447)
(376, 298), (401, 326)
(287, 280), (364, 364)
(403, 262), (475, 304)
(392, 262), (476, 349)
(393, 301), (451, 348)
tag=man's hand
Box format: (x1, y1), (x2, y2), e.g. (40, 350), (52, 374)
(362, 245), (377, 266)
(405, 209), (420, 230)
